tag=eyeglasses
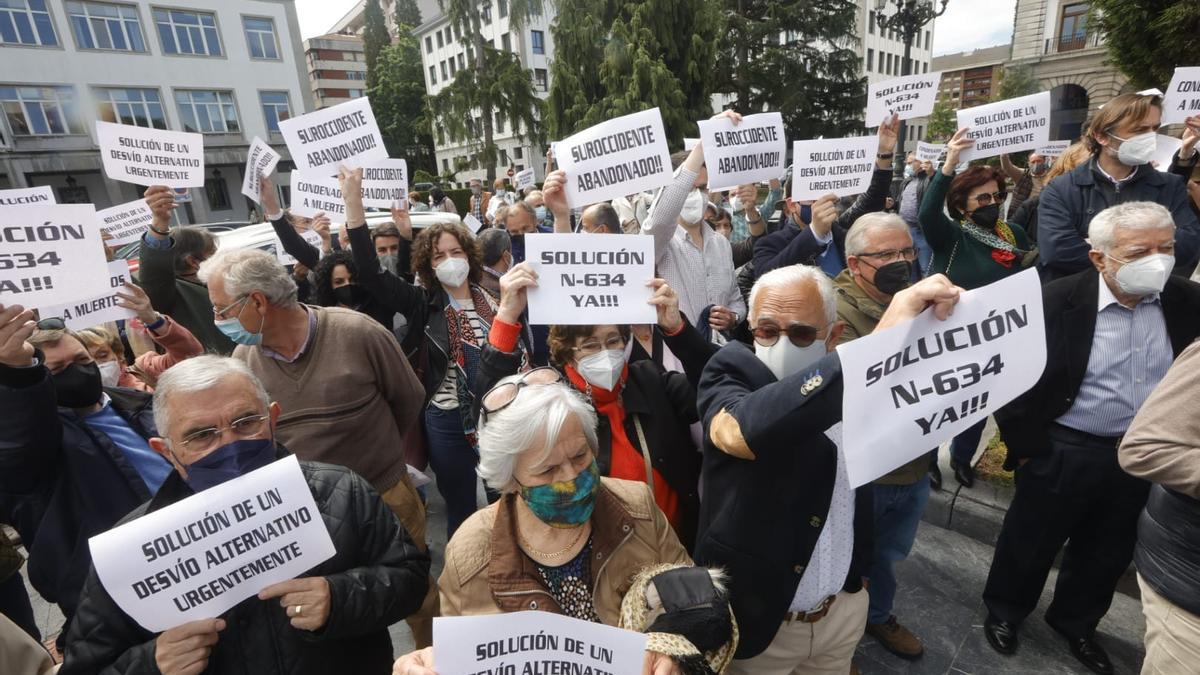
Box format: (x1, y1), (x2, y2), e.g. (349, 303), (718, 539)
(213, 295), (249, 320)
(971, 191), (1007, 206)
(36, 317), (66, 330)
(480, 367), (563, 425)
(856, 247), (917, 264)
(572, 335), (626, 357)
(752, 323), (823, 348)
(178, 414), (270, 455)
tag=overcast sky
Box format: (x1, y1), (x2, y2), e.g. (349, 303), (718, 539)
(295, 0), (1015, 56)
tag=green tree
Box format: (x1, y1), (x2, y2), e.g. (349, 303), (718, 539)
(547, 0), (722, 146)
(393, 0), (422, 27)
(433, 0), (546, 183)
(1091, 0), (1200, 90)
(926, 100), (957, 142)
(715, 0), (864, 141)
(362, 0), (391, 90)
(369, 39), (436, 173)
(993, 64), (1039, 102)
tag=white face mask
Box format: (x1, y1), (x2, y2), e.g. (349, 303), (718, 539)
(729, 196), (742, 213)
(1111, 131), (1158, 166)
(679, 189), (705, 225)
(754, 338), (827, 381)
(97, 360), (122, 387)
(1110, 252), (1174, 296)
(575, 349), (625, 391)
(434, 256), (470, 288)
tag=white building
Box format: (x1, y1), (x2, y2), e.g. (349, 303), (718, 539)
(0, 0), (313, 224)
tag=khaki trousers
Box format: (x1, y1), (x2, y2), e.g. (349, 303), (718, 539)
(379, 474), (440, 650)
(1138, 573), (1200, 675)
(727, 589), (868, 675)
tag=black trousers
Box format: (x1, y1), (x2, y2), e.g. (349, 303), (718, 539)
(983, 426), (1150, 639)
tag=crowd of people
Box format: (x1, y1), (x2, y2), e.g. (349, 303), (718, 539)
(0, 91), (1198, 675)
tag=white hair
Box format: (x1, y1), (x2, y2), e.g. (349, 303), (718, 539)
(1088, 201), (1175, 254)
(844, 212), (912, 257)
(748, 264), (837, 325)
(152, 355), (269, 438)
(197, 248), (298, 307)
(476, 379), (598, 493)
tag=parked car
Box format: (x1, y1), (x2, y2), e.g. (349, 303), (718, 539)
(213, 210), (465, 259)
(114, 221), (253, 274)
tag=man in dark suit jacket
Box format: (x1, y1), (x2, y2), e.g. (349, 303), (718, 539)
(695, 265), (963, 671)
(985, 201), (1200, 675)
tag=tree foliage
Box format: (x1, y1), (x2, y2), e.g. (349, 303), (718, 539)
(994, 64), (1038, 102)
(547, 0), (722, 147)
(369, 39), (436, 173)
(362, 0), (391, 90)
(393, 0), (422, 27)
(1091, 0), (1200, 90)
(926, 101), (957, 142)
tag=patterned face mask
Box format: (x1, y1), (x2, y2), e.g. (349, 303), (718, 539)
(519, 459), (600, 528)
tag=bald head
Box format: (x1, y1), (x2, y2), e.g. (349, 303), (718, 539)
(581, 204), (621, 234)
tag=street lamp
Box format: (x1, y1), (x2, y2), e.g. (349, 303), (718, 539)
(874, 0), (949, 183)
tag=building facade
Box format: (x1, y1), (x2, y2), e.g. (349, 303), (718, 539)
(0, 0), (312, 224)
(304, 33), (366, 110)
(859, 1), (936, 151)
(932, 45), (1010, 109)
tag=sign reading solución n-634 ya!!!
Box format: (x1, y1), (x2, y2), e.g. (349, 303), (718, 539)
(0, 204), (109, 308)
(524, 234), (656, 326)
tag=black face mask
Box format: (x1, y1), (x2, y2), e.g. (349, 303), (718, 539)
(970, 203), (1001, 229)
(868, 260), (915, 296)
(53, 362), (104, 408)
(333, 283), (368, 308)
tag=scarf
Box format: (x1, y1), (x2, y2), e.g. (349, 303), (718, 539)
(959, 218), (1031, 268)
(445, 285), (497, 445)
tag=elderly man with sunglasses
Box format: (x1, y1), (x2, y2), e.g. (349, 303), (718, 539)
(694, 265), (963, 673)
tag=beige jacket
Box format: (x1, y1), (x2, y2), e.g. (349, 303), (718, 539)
(1119, 339), (1200, 499)
(438, 477), (691, 625)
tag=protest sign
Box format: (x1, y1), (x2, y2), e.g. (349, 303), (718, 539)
(515, 167), (536, 191)
(837, 269), (1045, 487)
(1139, 88), (1165, 97)
(360, 159), (408, 208)
(0, 204), (109, 308)
(279, 98), (387, 175)
(915, 141), (945, 163)
(790, 136), (878, 201)
(38, 260), (136, 329)
(274, 229), (323, 266)
(1036, 140), (1072, 158)
(289, 173), (346, 220)
(556, 108), (672, 208)
(241, 137), (281, 203)
(96, 121), (204, 188)
(463, 214), (483, 233)
(1150, 134), (1183, 172)
(698, 112), (787, 191)
(524, 234), (655, 325)
(97, 198), (155, 246)
(684, 138), (699, 151)
(955, 91), (1051, 162)
(1160, 67), (1200, 125)
(89, 455), (335, 632)
(0, 185), (55, 207)
(866, 72), (943, 124)
(434, 611), (647, 675)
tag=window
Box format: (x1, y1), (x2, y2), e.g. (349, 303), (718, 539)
(866, 48), (873, 72)
(347, 88), (363, 97)
(533, 68), (547, 91)
(457, 52), (464, 70)
(442, 158), (449, 172)
(346, 71), (365, 80)
(96, 87), (166, 128)
(868, 11), (874, 34)
(58, 182), (90, 203)
(924, 30), (930, 50)
(0, 0), (57, 45)
(440, 61), (448, 79)
(424, 35), (431, 53)
(448, 58), (456, 76)
(174, 89), (239, 133)
(435, 29), (442, 48)
(1058, 2), (1088, 51)
(452, 25), (459, 41)
(259, 91), (290, 133)
(500, 148), (508, 166)
(495, 111), (504, 134)
(205, 171), (230, 210)
(154, 9), (221, 56)
(242, 16), (278, 59)
(923, 61), (928, 74)
(481, 1), (491, 24)
(499, 0), (508, 18)
(428, 65), (436, 84)
(66, 1), (145, 52)
(501, 32), (509, 52)
(513, 146), (522, 159)
(1, 85), (81, 135)
(531, 30), (544, 55)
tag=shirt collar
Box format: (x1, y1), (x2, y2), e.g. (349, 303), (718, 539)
(1096, 272), (1159, 312)
(262, 305), (317, 362)
(1095, 160), (1140, 187)
(674, 223), (711, 250)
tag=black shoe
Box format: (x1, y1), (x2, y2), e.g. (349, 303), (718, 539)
(1064, 636), (1113, 675)
(929, 463), (943, 491)
(950, 458), (975, 488)
(983, 615), (1019, 655)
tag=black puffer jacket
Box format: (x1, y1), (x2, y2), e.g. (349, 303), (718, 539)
(61, 454), (430, 675)
(1135, 485), (1200, 617)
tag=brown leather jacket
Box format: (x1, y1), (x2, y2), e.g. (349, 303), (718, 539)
(438, 478), (691, 625)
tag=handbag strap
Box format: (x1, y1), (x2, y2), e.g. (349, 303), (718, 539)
(632, 414), (655, 493)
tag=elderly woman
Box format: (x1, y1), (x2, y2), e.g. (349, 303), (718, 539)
(392, 373), (736, 675)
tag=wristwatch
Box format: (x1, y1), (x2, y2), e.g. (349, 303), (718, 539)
(145, 314), (166, 332)
(877, 153), (895, 160)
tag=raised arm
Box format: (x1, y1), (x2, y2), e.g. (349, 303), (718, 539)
(136, 186), (181, 314)
(542, 170), (573, 233)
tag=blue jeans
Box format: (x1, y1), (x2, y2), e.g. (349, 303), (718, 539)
(424, 406), (480, 539)
(910, 224), (933, 275)
(867, 480), (932, 624)
(951, 418), (988, 467)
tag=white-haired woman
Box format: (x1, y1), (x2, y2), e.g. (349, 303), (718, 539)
(392, 375), (738, 675)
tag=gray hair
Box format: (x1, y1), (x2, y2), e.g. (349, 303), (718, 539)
(152, 355), (269, 438)
(510, 200), (536, 218)
(478, 228), (512, 266)
(197, 247), (298, 307)
(844, 212), (912, 257)
(1088, 201), (1176, 253)
(476, 379), (598, 493)
(749, 264), (837, 325)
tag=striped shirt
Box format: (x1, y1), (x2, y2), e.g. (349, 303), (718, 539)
(431, 306), (488, 410)
(1055, 275), (1172, 437)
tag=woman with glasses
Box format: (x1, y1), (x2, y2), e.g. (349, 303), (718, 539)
(474, 263), (716, 548)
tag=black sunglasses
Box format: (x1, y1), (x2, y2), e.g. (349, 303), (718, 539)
(752, 324), (822, 348)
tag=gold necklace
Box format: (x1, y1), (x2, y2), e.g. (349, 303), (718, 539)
(517, 522), (588, 559)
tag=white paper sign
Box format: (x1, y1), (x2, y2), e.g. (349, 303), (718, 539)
(699, 112), (787, 191)
(96, 121), (204, 188)
(556, 108), (673, 208)
(837, 269), (1046, 487)
(1150, 134), (1184, 172)
(791, 136), (878, 201)
(956, 91), (1051, 162)
(515, 168), (536, 191)
(361, 159), (408, 208)
(434, 611), (647, 675)
(1036, 140), (1072, 158)
(241, 137), (282, 203)
(866, 72), (943, 124)
(1139, 88), (1165, 97)
(463, 214), (483, 234)
(279, 97), (387, 175)
(0, 204), (109, 308)
(916, 141), (945, 163)
(38, 260), (136, 329)
(97, 199), (155, 246)
(275, 229), (323, 266)
(684, 138), (699, 151)
(0, 185), (55, 207)
(1160, 67), (1200, 125)
(289, 173), (346, 220)
(89, 455), (336, 632)
(524, 234), (655, 325)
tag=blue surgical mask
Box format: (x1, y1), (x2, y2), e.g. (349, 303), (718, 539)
(534, 205), (548, 223)
(182, 438), (277, 492)
(904, 165), (915, 178)
(215, 314), (264, 346)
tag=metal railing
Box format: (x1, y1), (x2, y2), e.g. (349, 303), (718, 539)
(1044, 32), (1101, 54)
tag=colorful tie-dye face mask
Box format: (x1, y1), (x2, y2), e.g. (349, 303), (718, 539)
(519, 459), (600, 528)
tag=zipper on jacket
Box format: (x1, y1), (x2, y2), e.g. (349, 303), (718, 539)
(591, 527), (635, 609)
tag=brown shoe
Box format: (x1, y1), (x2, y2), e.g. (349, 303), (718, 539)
(849, 661), (860, 675)
(866, 615), (924, 660)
